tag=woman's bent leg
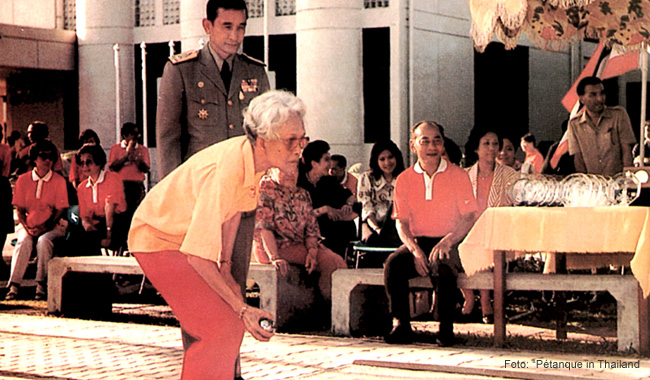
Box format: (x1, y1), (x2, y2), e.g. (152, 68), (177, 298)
(134, 251), (244, 380)
(315, 245), (347, 300)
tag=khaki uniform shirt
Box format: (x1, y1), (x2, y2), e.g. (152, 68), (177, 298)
(155, 46), (270, 179)
(567, 106), (636, 176)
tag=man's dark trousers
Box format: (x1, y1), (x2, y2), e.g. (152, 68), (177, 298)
(384, 236), (458, 341)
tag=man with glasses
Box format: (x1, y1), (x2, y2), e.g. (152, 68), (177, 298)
(156, 0), (270, 180)
(383, 121), (477, 346)
(7, 140), (69, 300)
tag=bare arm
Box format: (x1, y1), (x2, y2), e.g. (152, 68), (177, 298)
(218, 213), (243, 298)
(260, 229), (291, 276)
(430, 211), (476, 262)
(187, 254), (273, 342)
(220, 212), (241, 263)
(102, 202), (116, 247)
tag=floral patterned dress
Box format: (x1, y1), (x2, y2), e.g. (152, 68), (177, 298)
(254, 175), (320, 256)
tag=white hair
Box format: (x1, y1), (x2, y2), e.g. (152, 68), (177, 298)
(242, 90), (306, 141)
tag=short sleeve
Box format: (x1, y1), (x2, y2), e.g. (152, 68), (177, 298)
(255, 179), (277, 231)
(56, 179), (69, 210)
(617, 109), (637, 145)
(392, 174), (409, 221)
(454, 171), (478, 216)
(357, 173), (373, 220)
(12, 175), (28, 208)
(108, 145), (119, 166)
(104, 174), (126, 213)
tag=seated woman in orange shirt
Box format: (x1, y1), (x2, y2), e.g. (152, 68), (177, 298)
(75, 144), (126, 255)
(254, 168), (346, 301)
(69, 129), (101, 188)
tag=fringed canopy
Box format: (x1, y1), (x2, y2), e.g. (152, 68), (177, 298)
(470, 0), (650, 52)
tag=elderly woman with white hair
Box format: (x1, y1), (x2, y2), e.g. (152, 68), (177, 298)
(128, 89), (308, 380)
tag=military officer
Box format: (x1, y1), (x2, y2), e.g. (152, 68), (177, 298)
(156, 0), (270, 180)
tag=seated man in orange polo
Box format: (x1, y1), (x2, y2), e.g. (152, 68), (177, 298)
(384, 121), (477, 346)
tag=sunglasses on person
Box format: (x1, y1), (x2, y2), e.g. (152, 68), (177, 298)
(79, 159), (95, 167)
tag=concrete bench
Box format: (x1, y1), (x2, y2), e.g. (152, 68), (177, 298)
(47, 257), (318, 331)
(247, 263), (320, 332)
(331, 268), (643, 352)
(47, 256), (144, 315)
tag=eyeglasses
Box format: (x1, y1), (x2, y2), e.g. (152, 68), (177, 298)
(281, 136), (310, 149)
(79, 160), (95, 167)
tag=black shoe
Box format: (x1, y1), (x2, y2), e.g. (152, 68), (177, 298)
(384, 324), (415, 344)
(437, 331), (456, 347)
(482, 314), (494, 324)
(5, 284), (19, 301)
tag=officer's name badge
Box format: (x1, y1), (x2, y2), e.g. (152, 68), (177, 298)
(241, 79), (258, 93)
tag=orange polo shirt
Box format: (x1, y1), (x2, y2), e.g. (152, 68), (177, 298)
(108, 141), (150, 182)
(13, 169), (69, 228)
(393, 159), (477, 238)
(77, 170), (127, 222)
(128, 136), (263, 262)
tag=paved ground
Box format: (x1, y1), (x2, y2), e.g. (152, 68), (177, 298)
(0, 312), (649, 380)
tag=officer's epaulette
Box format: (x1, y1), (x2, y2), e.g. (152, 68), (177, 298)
(169, 50), (199, 65)
(240, 53), (267, 67)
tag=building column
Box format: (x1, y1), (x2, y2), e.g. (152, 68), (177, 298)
(180, 0), (207, 51)
(296, 0), (364, 166)
(77, 0), (134, 146)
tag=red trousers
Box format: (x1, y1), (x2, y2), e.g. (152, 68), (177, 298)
(134, 251), (243, 380)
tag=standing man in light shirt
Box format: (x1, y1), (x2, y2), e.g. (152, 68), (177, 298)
(567, 76), (636, 176)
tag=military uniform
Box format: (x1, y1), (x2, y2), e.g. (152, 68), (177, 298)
(156, 46), (270, 179)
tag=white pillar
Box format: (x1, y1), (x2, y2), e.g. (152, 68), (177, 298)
(77, 0), (134, 146)
(180, 0), (206, 51)
(296, 0), (364, 166)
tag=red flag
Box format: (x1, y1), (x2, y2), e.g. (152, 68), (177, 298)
(561, 42), (640, 113)
(599, 45), (640, 79)
(561, 41), (606, 112)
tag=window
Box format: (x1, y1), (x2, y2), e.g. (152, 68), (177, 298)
(363, 28), (391, 143)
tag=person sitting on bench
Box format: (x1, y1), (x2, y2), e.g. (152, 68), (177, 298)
(384, 121), (477, 346)
(7, 140), (69, 300)
(253, 168), (346, 301)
